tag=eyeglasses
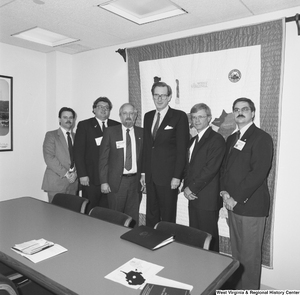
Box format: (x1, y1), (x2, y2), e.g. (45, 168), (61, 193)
(153, 94), (169, 100)
(96, 105), (110, 110)
(191, 115), (208, 120)
(233, 107), (251, 113)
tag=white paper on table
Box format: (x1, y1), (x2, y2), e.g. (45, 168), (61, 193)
(12, 244), (68, 263)
(105, 258), (164, 290)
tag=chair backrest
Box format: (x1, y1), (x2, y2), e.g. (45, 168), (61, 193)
(0, 274), (18, 295)
(51, 194), (89, 214)
(154, 221), (212, 250)
(89, 207), (133, 228)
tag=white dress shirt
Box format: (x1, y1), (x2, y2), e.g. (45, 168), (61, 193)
(189, 126), (210, 162)
(151, 106), (169, 133)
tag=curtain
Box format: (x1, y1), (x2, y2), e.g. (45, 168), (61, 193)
(128, 19), (284, 267)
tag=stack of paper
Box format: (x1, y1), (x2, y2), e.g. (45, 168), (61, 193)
(12, 238), (67, 263)
(13, 239), (54, 255)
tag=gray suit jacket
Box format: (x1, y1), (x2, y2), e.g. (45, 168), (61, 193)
(99, 125), (143, 192)
(220, 124), (273, 217)
(42, 128), (78, 192)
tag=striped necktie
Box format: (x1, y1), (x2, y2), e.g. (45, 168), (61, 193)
(152, 112), (160, 139)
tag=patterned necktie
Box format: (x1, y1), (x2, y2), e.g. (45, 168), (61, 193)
(152, 112), (160, 139)
(66, 132), (74, 169)
(125, 129), (132, 171)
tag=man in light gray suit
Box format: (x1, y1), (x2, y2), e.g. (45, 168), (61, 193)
(42, 107), (78, 202)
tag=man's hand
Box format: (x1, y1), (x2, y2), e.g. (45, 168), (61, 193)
(220, 190), (230, 201)
(183, 187), (198, 201)
(80, 176), (89, 186)
(171, 178), (180, 190)
(101, 183), (111, 194)
(220, 191), (237, 211)
(224, 197), (237, 211)
(140, 175), (146, 194)
(66, 171), (77, 183)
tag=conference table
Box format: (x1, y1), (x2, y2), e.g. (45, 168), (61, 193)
(0, 197), (239, 295)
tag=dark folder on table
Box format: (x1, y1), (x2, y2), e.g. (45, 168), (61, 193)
(140, 283), (191, 295)
(120, 225), (174, 250)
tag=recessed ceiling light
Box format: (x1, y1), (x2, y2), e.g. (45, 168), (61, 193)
(99, 0), (187, 25)
(11, 27), (79, 47)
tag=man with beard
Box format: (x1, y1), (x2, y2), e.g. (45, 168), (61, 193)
(42, 107), (78, 202)
(74, 97), (120, 212)
(99, 103), (143, 226)
(220, 97), (273, 289)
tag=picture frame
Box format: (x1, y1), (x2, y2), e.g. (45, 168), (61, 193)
(0, 75), (13, 151)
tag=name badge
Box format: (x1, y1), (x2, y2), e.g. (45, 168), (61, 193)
(234, 139), (246, 151)
(116, 141), (125, 149)
(95, 137), (103, 146)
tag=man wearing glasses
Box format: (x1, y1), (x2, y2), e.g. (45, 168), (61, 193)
(183, 103), (225, 252)
(99, 103), (143, 226)
(220, 97), (273, 289)
(74, 97), (120, 212)
(140, 81), (189, 227)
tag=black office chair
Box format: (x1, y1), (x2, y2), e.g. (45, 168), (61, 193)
(0, 274), (18, 295)
(89, 207), (133, 227)
(154, 221), (212, 250)
(51, 193), (89, 214)
(0, 264), (55, 295)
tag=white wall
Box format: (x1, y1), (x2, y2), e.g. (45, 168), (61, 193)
(0, 5), (299, 289)
(0, 43), (47, 201)
(46, 52), (74, 129)
(0, 46), (74, 201)
(72, 47), (128, 124)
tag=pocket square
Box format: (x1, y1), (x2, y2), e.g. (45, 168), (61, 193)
(164, 125), (173, 130)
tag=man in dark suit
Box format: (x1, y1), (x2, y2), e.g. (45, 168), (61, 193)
(42, 107), (78, 202)
(141, 81), (190, 227)
(99, 103), (143, 225)
(74, 97), (120, 212)
(183, 103), (225, 252)
(220, 98), (273, 289)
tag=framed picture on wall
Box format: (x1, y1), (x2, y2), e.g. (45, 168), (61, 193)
(0, 75), (13, 151)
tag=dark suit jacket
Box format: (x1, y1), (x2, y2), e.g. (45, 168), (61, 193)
(142, 107), (189, 185)
(42, 128), (77, 192)
(184, 127), (225, 211)
(220, 123), (273, 217)
(74, 117), (120, 186)
(99, 125), (143, 192)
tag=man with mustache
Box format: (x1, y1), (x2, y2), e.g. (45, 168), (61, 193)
(99, 103), (143, 226)
(42, 107), (78, 202)
(220, 98), (273, 289)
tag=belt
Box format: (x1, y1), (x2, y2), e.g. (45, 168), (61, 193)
(122, 173), (137, 177)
